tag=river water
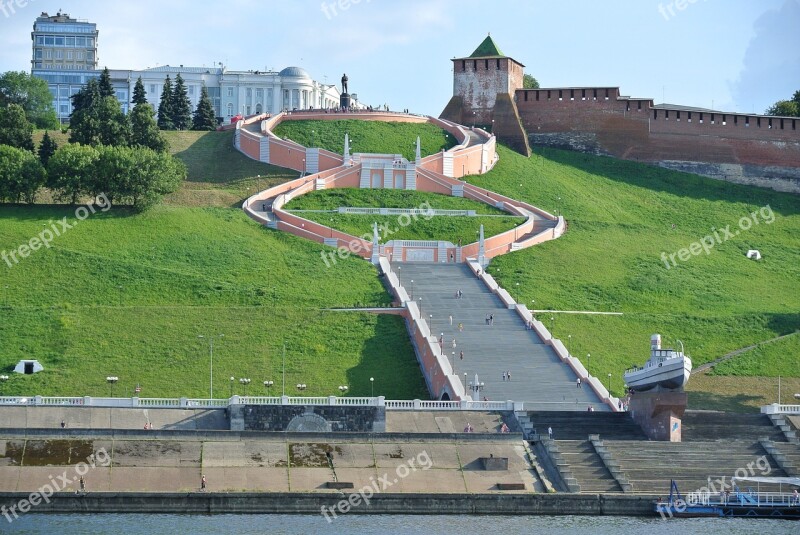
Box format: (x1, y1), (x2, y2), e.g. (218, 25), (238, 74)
(1, 514), (796, 534)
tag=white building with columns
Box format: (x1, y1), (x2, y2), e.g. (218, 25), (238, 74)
(105, 65), (346, 124)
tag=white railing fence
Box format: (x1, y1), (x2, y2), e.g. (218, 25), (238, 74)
(0, 396), (520, 411)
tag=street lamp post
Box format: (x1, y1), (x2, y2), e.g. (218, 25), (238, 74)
(198, 334), (224, 399)
(452, 352), (456, 375)
(370, 377), (374, 397)
(418, 297), (422, 315)
(429, 314), (433, 332)
(516, 282), (520, 303)
(550, 316), (555, 335)
(338, 385), (349, 396)
(239, 378), (251, 396)
(587, 354), (591, 377)
(410, 279), (414, 299)
(106, 376), (119, 397)
(568, 335), (572, 355)
(296, 383), (307, 392)
(229, 376), (235, 397)
(263, 380), (274, 396)
(607, 373), (612, 395)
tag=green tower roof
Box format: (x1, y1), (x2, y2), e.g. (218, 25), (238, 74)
(469, 35), (504, 58)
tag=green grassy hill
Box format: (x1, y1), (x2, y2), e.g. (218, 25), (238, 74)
(0, 205), (427, 398)
(273, 119), (457, 160)
(472, 146), (799, 407)
(11, 123), (800, 410)
(285, 189), (523, 244)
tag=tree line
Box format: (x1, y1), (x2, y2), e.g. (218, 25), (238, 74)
(765, 90), (800, 117)
(0, 68), (227, 210)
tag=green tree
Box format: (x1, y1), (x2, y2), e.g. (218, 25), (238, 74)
(171, 74), (192, 130)
(0, 103), (35, 151)
(47, 144), (100, 204)
(132, 76), (147, 106)
(98, 67), (115, 98)
(69, 79), (102, 145)
(38, 131), (58, 167)
(523, 74), (540, 89)
(0, 71), (59, 129)
(70, 79), (129, 147)
(157, 76), (175, 130)
(97, 96), (131, 146)
(130, 102), (168, 152)
(93, 145), (133, 204)
(192, 84), (217, 131)
(123, 148), (186, 211)
(765, 100), (799, 117)
(793, 90), (800, 112)
(0, 145), (46, 203)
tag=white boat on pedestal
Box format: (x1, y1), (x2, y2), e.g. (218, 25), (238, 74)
(624, 334), (692, 392)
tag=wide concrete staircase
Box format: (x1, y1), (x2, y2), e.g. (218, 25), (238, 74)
(604, 439), (788, 495)
(554, 439), (622, 493)
(681, 411), (787, 442)
(392, 262), (606, 409)
(522, 411), (647, 440)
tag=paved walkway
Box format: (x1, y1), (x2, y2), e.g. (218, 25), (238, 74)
(392, 263), (607, 410)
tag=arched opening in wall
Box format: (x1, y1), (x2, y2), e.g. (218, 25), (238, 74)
(394, 174), (405, 189)
(256, 103), (263, 114)
(440, 392), (451, 401)
(371, 172), (382, 188)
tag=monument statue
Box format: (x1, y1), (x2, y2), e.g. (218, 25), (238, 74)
(341, 73), (348, 95)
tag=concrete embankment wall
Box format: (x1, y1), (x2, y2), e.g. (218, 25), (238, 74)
(0, 492), (657, 516)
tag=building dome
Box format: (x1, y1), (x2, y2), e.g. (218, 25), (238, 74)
(279, 66), (310, 79)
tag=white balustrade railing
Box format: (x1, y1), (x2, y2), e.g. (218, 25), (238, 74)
(0, 396), (519, 411)
(761, 404), (800, 415)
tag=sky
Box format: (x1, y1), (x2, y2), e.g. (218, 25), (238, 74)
(0, 0), (798, 116)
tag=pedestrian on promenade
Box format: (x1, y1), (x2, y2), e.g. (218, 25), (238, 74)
(576, 377), (582, 389)
(485, 314), (490, 325)
(502, 372), (506, 382)
(548, 426), (553, 440)
(449, 315), (453, 325)
(507, 370), (511, 381)
(458, 322), (463, 332)
(79, 476), (86, 493)
(452, 338), (457, 349)
(489, 314), (494, 325)
(460, 350), (464, 360)
(60, 420), (66, 429)
(201, 475), (207, 492)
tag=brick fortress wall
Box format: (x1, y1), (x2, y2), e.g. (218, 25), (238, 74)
(515, 87), (800, 192)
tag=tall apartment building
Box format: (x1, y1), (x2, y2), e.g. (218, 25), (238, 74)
(31, 11), (102, 120)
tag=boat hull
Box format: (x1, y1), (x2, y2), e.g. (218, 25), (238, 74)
(624, 357), (691, 392)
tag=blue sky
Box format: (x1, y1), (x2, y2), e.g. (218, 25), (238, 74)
(1, 0), (798, 116)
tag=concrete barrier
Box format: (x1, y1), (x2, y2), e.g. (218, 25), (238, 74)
(0, 491), (658, 516)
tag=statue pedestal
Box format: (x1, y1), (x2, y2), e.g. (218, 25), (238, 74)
(628, 390), (688, 441)
(340, 93), (351, 109)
